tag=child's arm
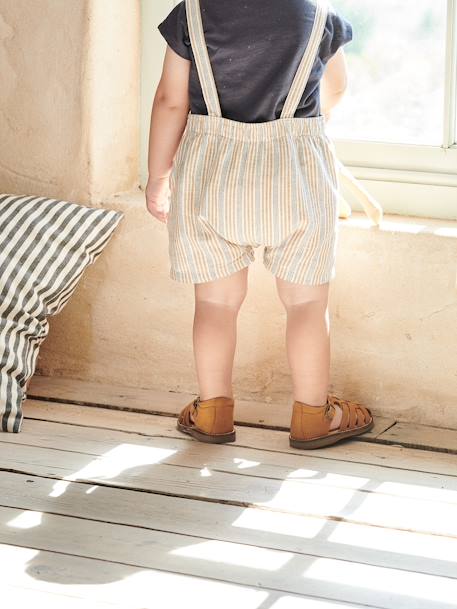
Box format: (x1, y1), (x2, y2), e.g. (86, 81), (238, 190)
(145, 45), (190, 223)
(320, 46), (349, 122)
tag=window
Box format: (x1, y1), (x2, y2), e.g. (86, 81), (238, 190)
(327, 0), (457, 220)
(328, 0), (448, 146)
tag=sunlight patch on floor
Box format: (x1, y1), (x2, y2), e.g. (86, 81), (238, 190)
(170, 539), (293, 570)
(305, 557), (457, 602)
(233, 457), (261, 469)
(378, 480), (457, 502)
(231, 507), (325, 538)
(286, 469), (370, 489)
(7, 510), (43, 529)
(328, 520), (457, 561)
(257, 480), (355, 512)
(49, 443), (177, 498)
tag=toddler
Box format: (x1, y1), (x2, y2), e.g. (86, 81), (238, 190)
(146, 0), (374, 449)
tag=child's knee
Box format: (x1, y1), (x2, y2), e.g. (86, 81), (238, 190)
(194, 269), (248, 310)
(276, 279), (329, 310)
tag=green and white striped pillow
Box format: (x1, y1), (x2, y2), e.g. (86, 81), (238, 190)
(0, 194), (124, 432)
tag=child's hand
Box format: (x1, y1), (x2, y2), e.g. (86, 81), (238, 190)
(145, 177), (170, 224)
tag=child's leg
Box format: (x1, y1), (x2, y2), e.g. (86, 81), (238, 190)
(275, 277), (342, 431)
(193, 267), (249, 400)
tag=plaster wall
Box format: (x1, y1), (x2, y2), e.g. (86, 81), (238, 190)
(0, 0), (140, 202)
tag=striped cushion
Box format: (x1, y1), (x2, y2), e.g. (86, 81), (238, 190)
(0, 194), (124, 432)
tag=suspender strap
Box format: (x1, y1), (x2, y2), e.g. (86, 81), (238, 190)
(185, 0), (328, 121)
(185, 0), (222, 117)
(280, 0), (329, 119)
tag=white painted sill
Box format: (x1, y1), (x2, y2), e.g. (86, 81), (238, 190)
(334, 140), (457, 221)
(339, 209), (457, 240)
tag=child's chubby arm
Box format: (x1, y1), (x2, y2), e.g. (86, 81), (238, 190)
(146, 45), (190, 223)
(320, 47), (349, 123)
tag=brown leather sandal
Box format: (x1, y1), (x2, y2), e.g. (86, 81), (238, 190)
(289, 394), (374, 449)
(176, 395), (236, 444)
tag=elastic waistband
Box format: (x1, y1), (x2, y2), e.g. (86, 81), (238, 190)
(185, 113), (327, 142)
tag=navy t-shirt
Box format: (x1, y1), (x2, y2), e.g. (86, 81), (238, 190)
(157, 0), (353, 123)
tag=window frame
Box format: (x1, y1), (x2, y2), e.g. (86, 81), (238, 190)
(332, 0), (457, 220)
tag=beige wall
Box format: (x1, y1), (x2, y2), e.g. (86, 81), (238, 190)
(1, 0), (456, 428)
(0, 0), (140, 203)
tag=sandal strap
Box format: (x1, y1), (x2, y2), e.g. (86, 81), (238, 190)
(328, 394), (372, 431)
(178, 396), (200, 426)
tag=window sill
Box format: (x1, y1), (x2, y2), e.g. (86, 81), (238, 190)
(332, 139), (457, 220)
(340, 209), (457, 239)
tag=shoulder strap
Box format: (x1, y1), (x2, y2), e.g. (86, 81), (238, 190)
(280, 0), (329, 119)
(185, 0), (222, 117)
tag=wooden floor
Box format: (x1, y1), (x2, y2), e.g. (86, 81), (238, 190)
(2, 392), (457, 608)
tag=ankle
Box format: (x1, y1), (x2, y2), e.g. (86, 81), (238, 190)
(294, 397), (328, 407)
(199, 393), (234, 402)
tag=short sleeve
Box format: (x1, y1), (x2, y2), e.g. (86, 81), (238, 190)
(157, 1), (191, 60)
(319, 3), (353, 64)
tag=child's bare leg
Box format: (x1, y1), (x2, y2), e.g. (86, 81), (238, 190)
(275, 278), (342, 430)
(193, 267), (249, 400)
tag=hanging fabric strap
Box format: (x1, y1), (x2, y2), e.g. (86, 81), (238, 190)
(280, 0), (329, 119)
(185, 0), (222, 117)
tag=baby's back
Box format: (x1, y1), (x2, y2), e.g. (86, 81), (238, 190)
(158, 0), (352, 123)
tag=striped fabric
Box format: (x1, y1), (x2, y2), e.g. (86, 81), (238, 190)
(168, 0), (340, 285)
(0, 194), (124, 432)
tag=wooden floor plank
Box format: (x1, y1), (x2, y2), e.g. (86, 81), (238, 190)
(6, 393), (456, 608)
(1, 507), (455, 609)
(1, 439), (457, 538)
(5, 418), (457, 500)
(22, 400), (457, 477)
(2, 471), (457, 580)
(26, 375), (394, 437)
(377, 422), (457, 453)
(1, 544), (325, 609)
(3, 585), (119, 609)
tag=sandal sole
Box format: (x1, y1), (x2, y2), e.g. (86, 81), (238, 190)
(289, 416), (375, 449)
(177, 420), (236, 444)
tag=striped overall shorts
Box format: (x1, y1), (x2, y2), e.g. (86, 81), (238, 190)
(167, 0), (340, 285)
